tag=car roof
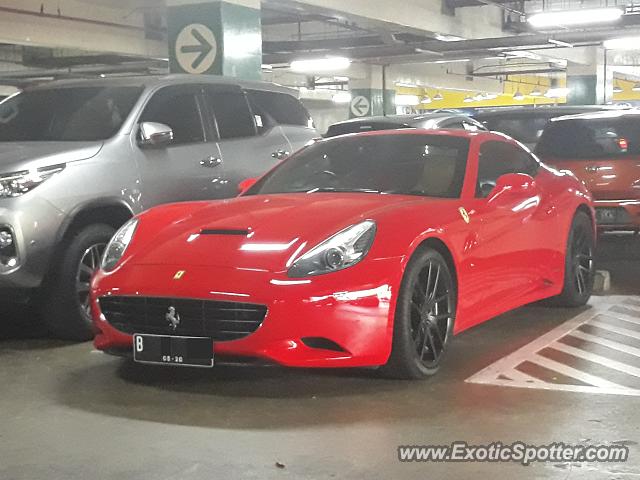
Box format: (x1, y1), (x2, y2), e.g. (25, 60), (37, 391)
(23, 74), (297, 96)
(548, 109), (640, 122)
(473, 104), (629, 119)
(320, 128), (495, 141)
(330, 112), (473, 127)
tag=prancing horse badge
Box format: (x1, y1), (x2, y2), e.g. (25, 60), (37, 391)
(459, 207), (470, 224)
(173, 270), (186, 280)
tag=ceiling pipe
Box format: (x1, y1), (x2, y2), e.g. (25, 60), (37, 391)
(0, 6), (164, 35)
(263, 27), (640, 64)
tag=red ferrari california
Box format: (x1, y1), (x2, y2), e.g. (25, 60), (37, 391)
(91, 130), (595, 379)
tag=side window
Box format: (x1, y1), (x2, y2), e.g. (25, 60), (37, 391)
(139, 87), (205, 145)
(246, 90), (311, 127)
(206, 89), (256, 139)
(476, 141), (539, 197)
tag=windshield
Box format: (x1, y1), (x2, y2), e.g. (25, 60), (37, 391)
(0, 86), (143, 142)
(536, 117), (640, 159)
(249, 134), (470, 198)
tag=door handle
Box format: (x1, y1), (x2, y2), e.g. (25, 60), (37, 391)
(200, 156), (222, 168)
(271, 150), (290, 160)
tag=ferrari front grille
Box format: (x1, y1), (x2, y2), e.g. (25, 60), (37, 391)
(98, 296), (267, 341)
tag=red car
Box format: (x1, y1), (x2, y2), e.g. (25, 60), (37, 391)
(91, 130), (595, 379)
(536, 110), (640, 231)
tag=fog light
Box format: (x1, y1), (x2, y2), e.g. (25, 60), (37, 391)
(0, 230), (13, 248)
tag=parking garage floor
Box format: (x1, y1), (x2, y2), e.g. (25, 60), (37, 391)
(1, 235), (639, 480)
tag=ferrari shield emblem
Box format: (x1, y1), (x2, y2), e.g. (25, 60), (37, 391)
(459, 207), (470, 224)
(173, 270), (186, 280)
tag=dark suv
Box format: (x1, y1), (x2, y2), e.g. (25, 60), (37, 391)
(473, 105), (629, 150)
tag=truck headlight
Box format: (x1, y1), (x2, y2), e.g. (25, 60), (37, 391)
(0, 164), (65, 198)
(101, 218), (138, 272)
(288, 220), (376, 278)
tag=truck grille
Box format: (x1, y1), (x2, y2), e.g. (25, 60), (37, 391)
(99, 296), (267, 341)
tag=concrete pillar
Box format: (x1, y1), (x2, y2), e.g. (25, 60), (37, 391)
(566, 47), (612, 105)
(349, 65), (395, 118)
(167, 0), (261, 80)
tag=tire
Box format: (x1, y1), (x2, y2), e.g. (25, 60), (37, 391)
(549, 211), (595, 307)
(381, 248), (457, 379)
(42, 224), (115, 341)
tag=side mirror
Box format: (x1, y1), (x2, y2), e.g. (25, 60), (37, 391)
(139, 122), (173, 147)
(487, 173), (536, 202)
(238, 178), (257, 194)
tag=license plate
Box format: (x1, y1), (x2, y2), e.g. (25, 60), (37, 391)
(133, 334), (213, 368)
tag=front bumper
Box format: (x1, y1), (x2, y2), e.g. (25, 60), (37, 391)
(91, 257), (402, 368)
(0, 196), (66, 292)
(594, 200), (640, 231)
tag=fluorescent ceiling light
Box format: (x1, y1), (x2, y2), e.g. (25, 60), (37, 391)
(395, 82), (418, 88)
(333, 76), (350, 82)
(421, 95), (432, 104)
(432, 58), (470, 64)
(633, 82), (640, 92)
(613, 83), (624, 93)
(513, 89), (525, 101)
(290, 57), (351, 73)
(545, 87), (570, 98)
(548, 39), (573, 48)
(395, 94), (420, 106)
(434, 34), (465, 42)
(332, 92), (352, 104)
(504, 51), (541, 60)
(604, 36), (640, 50)
(528, 8), (623, 28)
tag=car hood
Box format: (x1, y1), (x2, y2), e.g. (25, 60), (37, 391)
(0, 141), (103, 173)
(130, 193), (436, 272)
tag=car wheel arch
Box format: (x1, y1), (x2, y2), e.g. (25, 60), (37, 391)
(576, 203), (595, 231)
(42, 200), (134, 281)
(402, 236), (459, 298)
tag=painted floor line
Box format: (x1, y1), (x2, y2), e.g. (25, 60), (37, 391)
(549, 342), (640, 378)
(568, 330), (640, 358)
(466, 296), (640, 396)
(589, 321), (640, 341)
(531, 353), (629, 389)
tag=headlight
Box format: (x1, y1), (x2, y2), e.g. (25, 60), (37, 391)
(0, 164), (65, 198)
(288, 220), (376, 278)
(101, 218), (138, 272)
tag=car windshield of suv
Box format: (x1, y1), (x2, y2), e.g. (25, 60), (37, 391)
(0, 86), (143, 142)
(536, 116), (640, 159)
(250, 134), (470, 198)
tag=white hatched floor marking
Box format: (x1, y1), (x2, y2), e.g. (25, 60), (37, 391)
(466, 296), (640, 396)
(569, 329), (640, 358)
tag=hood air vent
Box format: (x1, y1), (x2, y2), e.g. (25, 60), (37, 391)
(200, 229), (250, 236)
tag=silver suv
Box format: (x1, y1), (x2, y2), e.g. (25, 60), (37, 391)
(0, 74), (317, 340)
